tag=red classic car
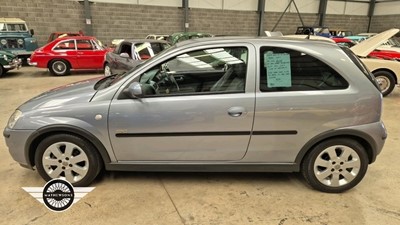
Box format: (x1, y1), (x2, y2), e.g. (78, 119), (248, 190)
(369, 49), (400, 61)
(331, 37), (356, 48)
(29, 36), (108, 76)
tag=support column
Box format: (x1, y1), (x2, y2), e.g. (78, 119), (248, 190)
(258, 0), (266, 36)
(318, 0), (328, 26)
(367, 0), (376, 32)
(183, 0), (189, 32)
(84, 0), (93, 36)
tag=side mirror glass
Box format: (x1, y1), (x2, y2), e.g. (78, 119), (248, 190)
(126, 82), (143, 98)
(120, 52), (130, 58)
(30, 29), (35, 35)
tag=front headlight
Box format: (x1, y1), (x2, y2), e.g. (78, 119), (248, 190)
(3, 55), (7, 61)
(7, 110), (22, 129)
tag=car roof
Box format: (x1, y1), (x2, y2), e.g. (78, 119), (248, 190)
(0, 18), (25, 23)
(121, 39), (169, 44)
(174, 36), (338, 48)
(55, 36), (97, 41)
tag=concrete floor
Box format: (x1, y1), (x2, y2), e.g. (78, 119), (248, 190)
(0, 67), (399, 225)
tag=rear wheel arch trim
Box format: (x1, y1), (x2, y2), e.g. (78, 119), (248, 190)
(295, 129), (377, 168)
(25, 125), (111, 168)
(47, 58), (72, 69)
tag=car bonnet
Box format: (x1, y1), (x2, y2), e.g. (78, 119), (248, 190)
(350, 28), (400, 57)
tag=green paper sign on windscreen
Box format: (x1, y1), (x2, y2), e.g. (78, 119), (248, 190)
(264, 52), (292, 88)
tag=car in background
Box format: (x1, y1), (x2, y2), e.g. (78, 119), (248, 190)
(351, 28), (400, 96)
(0, 50), (21, 76)
(357, 33), (377, 38)
(29, 36), (108, 76)
(295, 26), (331, 37)
(145, 34), (170, 41)
(346, 35), (368, 43)
(4, 36), (386, 193)
(332, 37), (356, 48)
(47, 31), (83, 43)
(0, 18), (38, 64)
(369, 49), (400, 61)
(167, 32), (213, 44)
(104, 39), (170, 76)
(329, 29), (353, 37)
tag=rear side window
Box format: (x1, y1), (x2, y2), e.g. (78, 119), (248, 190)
(76, 39), (94, 50)
(260, 47), (348, 92)
(341, 47), (380, 90)
(54, 40), (75, 50)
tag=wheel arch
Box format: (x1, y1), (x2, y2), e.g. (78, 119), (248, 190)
(47, 58), (72, 69)
(25, 125), (111, 168)
(295, 129), (377, 170)
(371, 68), (398, 84)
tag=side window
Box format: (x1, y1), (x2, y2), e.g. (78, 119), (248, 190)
(76, 39), (94, 50)
(134, 42), (152, 60)
(119, 43), (132, 57)
(260, 47), (348, 92)
(138, 47), (248, 97)
(54, 40), (75, 50)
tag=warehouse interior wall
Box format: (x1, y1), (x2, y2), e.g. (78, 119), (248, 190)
(0, 0), (399, 47)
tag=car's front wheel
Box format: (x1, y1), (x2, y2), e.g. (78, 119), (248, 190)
(104, 63), (112, 76)
(373, 70), (395, 96)
(35, 134), (102, 186)
(301, 138), (368, 193)
(49, 60), (70, 76)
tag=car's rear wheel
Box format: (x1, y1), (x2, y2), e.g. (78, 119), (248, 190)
(104, 63), (112, 76)
(373, 70), (395, 96)
(49, 60), (70, 76)
(301, 138), (368, 193)
(35, 134), (102, 186)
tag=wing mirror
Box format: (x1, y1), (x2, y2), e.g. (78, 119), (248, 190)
(125, 82), (143, 98)
(120, 52), (130, 58)
(30, 29), (35, 35)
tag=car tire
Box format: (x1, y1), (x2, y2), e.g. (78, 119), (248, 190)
(104, 63), (112, 76)
(49, 60), (70, 76)
(301, 138), (368, 193)
(34, 134), (102, 187)
(373, 71), (395, 97)
(0, 65), (4, 76)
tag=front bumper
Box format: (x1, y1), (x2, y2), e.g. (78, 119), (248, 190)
(3, 58), (22, 70)
(3, 127), (35, 169)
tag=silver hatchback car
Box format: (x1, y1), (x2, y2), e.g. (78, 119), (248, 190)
(4, 37), (386, 193)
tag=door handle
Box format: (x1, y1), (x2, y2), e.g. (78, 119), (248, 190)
(228, 106), (246, 117)
(77, 52), (84, 55)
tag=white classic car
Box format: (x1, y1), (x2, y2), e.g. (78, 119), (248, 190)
(351, 28), (400, 96)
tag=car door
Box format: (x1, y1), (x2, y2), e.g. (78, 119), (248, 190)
(246, 45), (350, 163)
(112, 42), (135, 74)
(108, 44), (256, 161)
(52, 39), (79, 67)
(76, 39), (104, 69)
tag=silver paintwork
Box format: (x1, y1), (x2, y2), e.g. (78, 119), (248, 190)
(4, 37), (386, 175)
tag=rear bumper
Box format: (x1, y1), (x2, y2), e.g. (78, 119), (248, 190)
(338, 121), (387, 163)
(27, 58), (37, 66)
